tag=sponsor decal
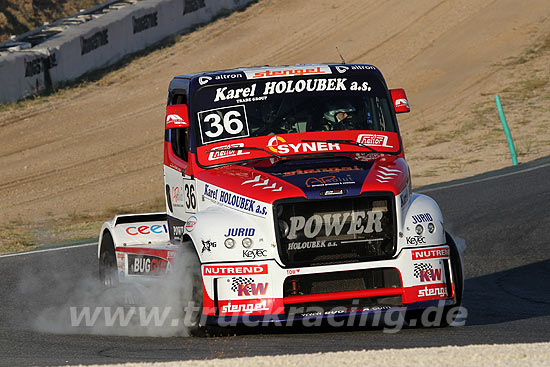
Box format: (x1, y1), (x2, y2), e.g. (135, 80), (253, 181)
(203, 264), (268, 276)
(418, 285), (447, 298)
(173, 225), (185, 239)
(243, 249), (268, 259)
(183, 0), (205, 15)
(335, 65), (349, 73)
(24, 53), (57, 77)
(376, 166), (401, 183)
(128, 254), (170, 275)
(263, 78), (346, 95)
(203, 184), (218, 200)
(224, 228), (256, 237)
(216, 73), (242, 80)
(185, 216), (197, 232)
(287, 211), (383, 240)
(236, 95), (268, 104)
(207, 142), (250, 161)
(348, 81), (372, 91)
(201, 73), (242, 86)
(287, 240), (337, 250)
(166, 114), (185, 126)
(286, 269), (300, 275)
(199, 76), (212, 85)
(394, 98), (409, 109)
(201, 240), (216, 253)
(305, 174), (355, 188)
(230, 277), (254, 291)
(213, 77), (348, 102)
(125, 224), (168, 236)
(413, 263), (443, 282)
(298, 305), (392, 317)
(214, 85), (257, 102)
(244, 66), (331, 79)
(132, 11), (158, 34)
(81, 29), (108, 55)
(357, 134), (393, 148)
(267, 135), (287, 153)
(230, 278), (269, 296)
(411, 248), (450, 260)
(350, 64), (377, 71)
(171, 186), (185, 207)
(320, 189), (347, 196)
(241, 175), (282, 192)
(355, 153), (382, 162)
(404, 284), (449, 303)
(221, 300), (269, 314)
(267, 135), (341, 155)
(406, 236), (426, 245)
(411, 213), (434, 224)
(203, 184), (268, 217)
(276, 165), (362, 177)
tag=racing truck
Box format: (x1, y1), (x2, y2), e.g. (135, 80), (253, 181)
(98, 63), (464, 330)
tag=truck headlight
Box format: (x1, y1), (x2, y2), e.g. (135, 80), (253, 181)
(427, 223), (435, 233)
(224, 238), (235, 249)
(242, 238), (253, 248)
(415, 224), (424, 235)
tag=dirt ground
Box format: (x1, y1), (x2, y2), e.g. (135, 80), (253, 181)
(0, 0), (549, 252)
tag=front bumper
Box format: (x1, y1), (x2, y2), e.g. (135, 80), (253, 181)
(201, 244), (456, 323)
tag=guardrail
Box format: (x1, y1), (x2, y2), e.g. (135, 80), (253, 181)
(0, 0), (254, 104)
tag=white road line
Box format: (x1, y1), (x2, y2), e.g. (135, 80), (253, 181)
(0, 242), (96, 259)
(419, 162), (550, 193)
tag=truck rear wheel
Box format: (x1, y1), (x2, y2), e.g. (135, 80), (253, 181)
(98, 232), (118, 288)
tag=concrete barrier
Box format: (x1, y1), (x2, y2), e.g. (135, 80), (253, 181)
(0, 48), (56, 103)
(0, 0), (254, 104)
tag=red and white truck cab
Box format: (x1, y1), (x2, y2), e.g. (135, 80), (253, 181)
(98, 64), (464, 328)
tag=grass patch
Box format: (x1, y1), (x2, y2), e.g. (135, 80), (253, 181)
(515, 138), (534, 157)
(424, 133), (452, 147)
(447, 160), (467, 173)
(415, 169), (438, 178)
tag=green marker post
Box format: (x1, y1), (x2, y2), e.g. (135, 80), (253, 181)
(495, 95), (518, 166)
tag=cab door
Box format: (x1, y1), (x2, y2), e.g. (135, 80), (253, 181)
(164, 97), (197, 239)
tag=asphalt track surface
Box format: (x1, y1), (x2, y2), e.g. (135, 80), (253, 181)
(1, 157), (549, 366)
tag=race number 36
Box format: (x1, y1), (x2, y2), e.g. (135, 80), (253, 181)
(183, 179), (196, 213)
(198, 105), (249, 144)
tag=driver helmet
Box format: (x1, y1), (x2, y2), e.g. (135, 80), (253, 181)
(323, 101), (356, 124)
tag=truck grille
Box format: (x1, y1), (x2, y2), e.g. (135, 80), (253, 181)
(284, 268), (401, 297)
(274, 194), (396, 267)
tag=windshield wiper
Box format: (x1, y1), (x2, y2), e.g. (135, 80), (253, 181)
(301, 139), (379, 153)
(205, 146), (281, 159)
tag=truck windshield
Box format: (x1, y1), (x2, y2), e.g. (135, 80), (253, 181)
(192, 74), (399, 166)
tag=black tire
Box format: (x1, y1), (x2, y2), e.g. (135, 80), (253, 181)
(178, 240), (204, 335)
(440, 231), (463, 326)
(98, 232), (119, 288)
(406, 232), (464, 328)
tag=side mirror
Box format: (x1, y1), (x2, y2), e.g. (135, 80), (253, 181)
(165, 104), (189, 129)
(390, 88), (410, 114)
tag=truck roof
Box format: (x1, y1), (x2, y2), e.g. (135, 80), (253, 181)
(169, 63), (384, 91)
